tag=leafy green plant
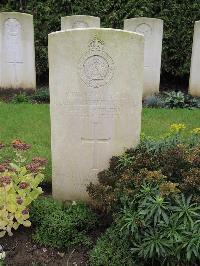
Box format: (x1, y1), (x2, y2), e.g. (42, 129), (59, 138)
(11, 92), (30, 104)
(31, 198), (99, 248)
(143, 92), (200, 109)
(117, 183), (200, 266)
(0, 141), (46, 237)
(164, 91), (185, 108)
(31, 88), (50, 103)
(89, 176), (200, 265)
(89, 225), (136, 266)
(163, 91), (200, 109)
(116, 152), (134, 170)
(30, 196), (63, 226)
(172, 195), (200, 226)
(87, 124), (200, 213)
(33, 209), (92, 248)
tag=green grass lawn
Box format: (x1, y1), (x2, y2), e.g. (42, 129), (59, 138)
(0, 103), (199, 182)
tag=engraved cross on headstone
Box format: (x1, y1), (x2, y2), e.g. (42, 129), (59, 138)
(81, 120), (111, 170)
(8, 59), (23, 83)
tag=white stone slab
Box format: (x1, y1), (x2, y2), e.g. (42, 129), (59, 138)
(49, 28), (144, 202)
(0, 12), (36, 90)
(124, 17), (163, 97)
(189, 21), (200, 97)
(61, 15), (100, 30)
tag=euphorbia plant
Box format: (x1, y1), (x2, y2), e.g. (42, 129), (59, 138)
(0, 140), (46, 237)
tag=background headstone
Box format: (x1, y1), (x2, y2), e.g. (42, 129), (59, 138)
(124, 17), (163, 97)
(0, 12), (36, 90)
(61, 15), (100, 30)
(189, 21), (200, 97)
(49, 28), (144, 201)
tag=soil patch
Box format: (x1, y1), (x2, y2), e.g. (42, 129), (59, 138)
(0, 227), (95, 266)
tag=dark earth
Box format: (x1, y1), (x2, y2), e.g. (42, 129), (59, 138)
(1, 227), (88, 266)
(0, 226), (98, 266)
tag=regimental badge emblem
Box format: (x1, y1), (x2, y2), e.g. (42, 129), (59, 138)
(79, 36), (114, 88)
(135, 23), (152, 39)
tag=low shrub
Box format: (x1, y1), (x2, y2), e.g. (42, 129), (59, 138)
(143, 91), (200, 109)
(11, 92), (31, 104)
(5, 88), (50, 104)
(30, 197), (99, 248)
(117, 185), (200, 265)
(87, 124), (200, 213)
(30, 196), (63, 226)
(31, 88), (50, 103)
(0, 140), (47, 237)
(88, 124), (200, 265)
(89, 225), (135, 266)
(89, 180), (200, 266)
(164, 91), (186, 108)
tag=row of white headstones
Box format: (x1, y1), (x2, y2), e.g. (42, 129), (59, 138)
(0, 12), (198, 201)
(1, 12), (200, 97)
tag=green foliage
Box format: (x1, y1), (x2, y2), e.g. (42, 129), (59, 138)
(117, 185), (200, 265)
(31, 88), (50, 103)
(10, 89), (50, 104)
(30, 197), (99, 248)
(164, 91), (188, 108)
(11, 92), (31, 104)
(87, 125), (200, 212)
(89, 225), (135, 266)
(0, 148), (45, 238)
(90, 180), (200, 265)
(163, 91), (200, 109)
(29, 196), (63, 225)
(1, 1), (200, 83)
(143, 92), (200, 109)
(88, 125), (200, 265)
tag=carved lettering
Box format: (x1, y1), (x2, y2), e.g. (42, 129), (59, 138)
(72, 21), (89, 28)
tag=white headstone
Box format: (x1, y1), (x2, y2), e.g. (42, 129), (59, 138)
(61, 15), (100, 30)
(189, 21), (200, 97)
(0, 12), (36, 90)
(124, 17), (163, 97)
(49, 28), (144, 202)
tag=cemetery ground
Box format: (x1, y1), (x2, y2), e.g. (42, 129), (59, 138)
(0, 102), (199, 266)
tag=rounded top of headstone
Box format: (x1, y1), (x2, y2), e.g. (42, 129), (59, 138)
(61, 15), (100, 30)
(124, 17), (163, 34)
(124, 17), (163, 23)
(0, 12), (33, 18)
(49, 27), (144, 41)
(62, 15), (100, 19)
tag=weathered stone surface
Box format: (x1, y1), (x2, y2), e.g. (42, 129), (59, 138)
(189, 21), (200, 97)
(61, 15), (100, 30)
(49, 28), (144, 201)
(0, 12), (36, 90)
(124, 17), (163, 97)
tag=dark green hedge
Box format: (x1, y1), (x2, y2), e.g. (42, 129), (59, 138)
(1, 0), (200, 85)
